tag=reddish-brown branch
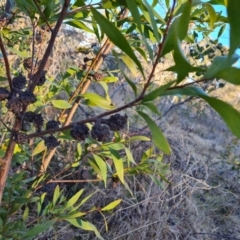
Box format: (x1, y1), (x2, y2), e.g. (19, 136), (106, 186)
(0, 35), (12, 90)
(29, 0), (71, 92)
(33, 0), (53, 32)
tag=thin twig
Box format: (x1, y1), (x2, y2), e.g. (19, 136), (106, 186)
(30, 18), (37, 77)
(29, 0), (71, 92)
(33, 0), (53, 32)
(0, 35), (12, 90)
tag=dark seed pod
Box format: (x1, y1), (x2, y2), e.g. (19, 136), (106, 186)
(0, 87), (9, 101)
(38, 71), (46, 86)
(31, 71), (47, 86)
(105, 114), (128, 131)
(33, 113), (44, 132)
(23, 58), (32, 71)
(21, 121), (31, 132)
(16, 132), (29, 144)
(91, 123), (110, 142)
(93, 72), (103, 81)
(46, 120), (60, 130)
(19, 90), (36, 105)
(24, 111), (37, 122)
(12, 74), (27, 89)
(6, 98), (23, 113)
(70, 124), (89, 141)
(44, 136), (60, 149)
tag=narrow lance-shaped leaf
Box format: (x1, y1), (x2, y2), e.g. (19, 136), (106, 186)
(227, 0), (240, 56)
(162, 87), (240, 139)
(66, 219), (104, 240)
(22, 219), (57, 238)
(126, 0), (143, 33)
(93, 154), (107, 188)
(204, 3), (216, 29)
(204, 54), (239, 78)
(215, 67), (240, 85)
(142, 0), (160, 42)
(101, 199), (122, 211)
(91, 8), (144, 77)
(109, 148), (124, 183)
(137, 111), (171, 155)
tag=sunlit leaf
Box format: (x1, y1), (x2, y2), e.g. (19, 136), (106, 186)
(66, 219), (104, 240)
(109, 148), (124, 183)
(101, 199), (122, 211)
(52, 100), (72, 109)
(93, 154), (107, 187)
(32, 140), (46, 156)
(204, 3), (216, 29)
(82, 92), (114, 110)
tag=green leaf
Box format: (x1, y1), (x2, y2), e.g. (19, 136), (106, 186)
(142, 102), (161, 116)
(101, 199), (122, 211)
(82, 92), (114, 110)
(42, 0), (55, 20)
(125, 147), (136, 166)
(162, 1), (191, 55)
(65, 20), (94, 33)
(53, 185), (60, 207)
(32, 140), (46, 156)
(142, 81), (175, 102)
(64, 189), (84, 210)
(215, 67), (240, 84)
(91, 8), (144, 76)
(163, 86), (240, 138)
(93, 154), (107, 187)
(22, 219), (56, 238)
(204, 54), (239, 78)
(128, 136), (150, 142)
(66, 219), (104, 240)
(126, 0), (142, 33)
(52, 100), (72, 109)
(217, 24), (226, 38)
(137, 111), (171, 155)
(109, 148), (124, 183)
(119, 53), (138, 77)
(204, 3), (216, 29)
(123, 73), (137, 97)
(23, 206), (29, 221)
(227, 0), (240, 55)
(102, 76), (118, 83)
(8, 47), (31, 58)
(143, 0), (160, 42)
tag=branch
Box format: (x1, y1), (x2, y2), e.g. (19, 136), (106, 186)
(32, 0), (53, 32)
(29, 0), (71, 91)
(139, 0), (177, 98)
(0, 35), (12, 90)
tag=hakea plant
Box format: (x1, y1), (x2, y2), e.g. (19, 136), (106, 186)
(0, 0), (240, 239)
